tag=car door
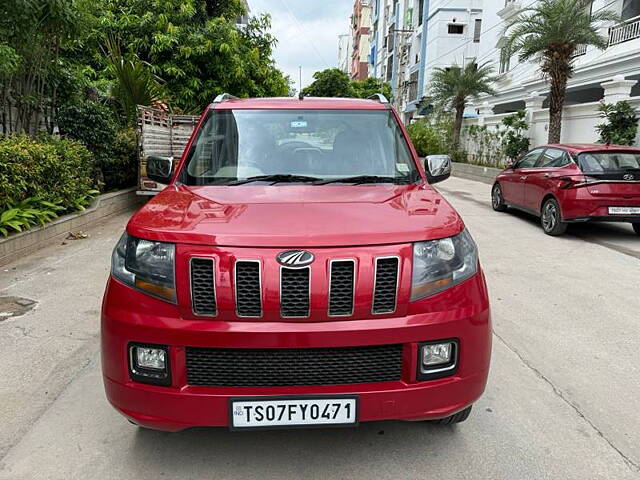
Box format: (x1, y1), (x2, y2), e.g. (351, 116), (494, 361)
(501, 148), (545, 207)
(524, 148), (571, 212)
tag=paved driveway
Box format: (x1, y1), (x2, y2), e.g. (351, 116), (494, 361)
(1, 177), (639, 479)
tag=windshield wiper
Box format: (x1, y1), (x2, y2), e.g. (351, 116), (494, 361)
(316, 175), (409, 185)
(228, 174), (322, 185)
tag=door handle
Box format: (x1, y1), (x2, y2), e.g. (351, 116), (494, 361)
(544, 173), (552, 178)
(520, 175), (528, 180)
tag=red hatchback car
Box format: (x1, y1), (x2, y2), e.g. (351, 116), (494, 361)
(101, 95), (492, 431)
(492, 144), (640, 236)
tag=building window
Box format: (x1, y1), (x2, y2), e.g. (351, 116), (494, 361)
(408, 71), (419, 102)
(448, 24), (464, 35)
(418, 0), (424, 26)
(499, 48), (511, 74)
(622, 0), (640, 21)
(386, 55), (394, 81)
(473, 19), (482, 43)
(387, 27), (395, 52)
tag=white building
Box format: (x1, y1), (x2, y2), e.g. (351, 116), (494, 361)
(467, 0), (640, 147)
(368, 0), (483, 122)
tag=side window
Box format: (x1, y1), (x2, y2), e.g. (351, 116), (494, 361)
(516, 149), (544, 169)
(537, 148), (569, 168)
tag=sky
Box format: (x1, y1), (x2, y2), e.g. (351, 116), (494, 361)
(249, 0), (352, 93)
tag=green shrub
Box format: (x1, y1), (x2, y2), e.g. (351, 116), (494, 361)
(100, 128), (138, 190)
(596, 101), (639, 146)
(57, 100), (138, 190)
(501, 110), (530, 160)
(407, 120), (446, 157)
(0, 135), (96, 216)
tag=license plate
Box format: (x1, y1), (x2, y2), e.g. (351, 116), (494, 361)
(608, 206), (640, 215)
(230, 396), (358, 430)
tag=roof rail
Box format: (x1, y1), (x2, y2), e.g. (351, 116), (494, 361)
(213, 93), (239, 103)
(368, 93), (389, 104)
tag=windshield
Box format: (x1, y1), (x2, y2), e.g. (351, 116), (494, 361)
(180, 109), (418, 185)
(578, 152), (640, 174)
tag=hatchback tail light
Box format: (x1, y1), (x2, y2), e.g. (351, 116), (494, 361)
(558, 175), (588, 189)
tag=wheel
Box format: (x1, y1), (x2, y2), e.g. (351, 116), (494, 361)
(633, 223), (640, 236)
(429, 405), (472, 425)
(491, 183), (508, 212)
(541, 198), (567, 236)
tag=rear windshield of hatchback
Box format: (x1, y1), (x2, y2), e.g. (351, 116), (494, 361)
(578, 152), (640, 174)
(180, 109), (418, 185)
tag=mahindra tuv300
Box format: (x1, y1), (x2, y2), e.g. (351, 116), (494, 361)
(101, 95), (492, 431)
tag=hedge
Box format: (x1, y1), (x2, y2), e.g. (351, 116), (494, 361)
(0, 134), (95, 213)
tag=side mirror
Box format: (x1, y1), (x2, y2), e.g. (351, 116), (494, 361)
(146, 156), (174, 184)
(424, 155), (452, 184)
(505, 159), (516, 169)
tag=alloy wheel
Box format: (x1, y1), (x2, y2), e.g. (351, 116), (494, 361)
(542, 202), (557, 232)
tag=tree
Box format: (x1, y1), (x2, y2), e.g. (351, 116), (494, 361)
(94, 0), (290, 113)
(103, 37), (166, 122)
(302, 69), (354, 97)
(429, 61), (496, 147)
(351, 77), (392, 100)
(596, 101), (639, 146)
(503, 0), (618, 143)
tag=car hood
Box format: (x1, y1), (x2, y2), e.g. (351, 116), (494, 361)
(127, 184), (464, 247)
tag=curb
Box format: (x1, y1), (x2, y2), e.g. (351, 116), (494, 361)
(0, 188), (144, 268)
(451, 162), (501, 185)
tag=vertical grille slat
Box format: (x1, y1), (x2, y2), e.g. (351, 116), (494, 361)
(280, 267), (310, 317)
(235, 261), (262, 317)
(190, 258), (217, 316)
(329, 260), (355, 316)
(372, 257), (399, 314)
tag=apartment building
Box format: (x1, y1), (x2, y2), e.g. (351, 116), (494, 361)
(350, 0), (373, 80)
(468, 0), (640, 145)
(367, 0), (483, 122)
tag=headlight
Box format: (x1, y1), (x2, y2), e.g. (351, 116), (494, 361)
(411, 229), (478, 301)
(111, 233), (176, 303)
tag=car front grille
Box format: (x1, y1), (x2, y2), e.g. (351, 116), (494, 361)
(185, 344), (404, 387)
(372, 257), (399, 314)
(235, 261), (262, 317)
(280, 267), (310, 317)
(188, 253), (401, 319)
(190, 258), (217, 316)
(329, 260), (355, 316)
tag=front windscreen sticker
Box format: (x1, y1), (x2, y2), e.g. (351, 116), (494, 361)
(291, 121), (308, 128)
(397, 164), (410, 172)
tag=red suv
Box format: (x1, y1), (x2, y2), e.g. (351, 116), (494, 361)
(492, 144), (640, 236)
(101, 95), (491, 431)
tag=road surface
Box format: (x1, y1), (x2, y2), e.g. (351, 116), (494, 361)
(1, 177), (639, 479)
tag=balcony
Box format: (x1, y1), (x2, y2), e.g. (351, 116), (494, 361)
(571, 44), (587, 58)
(609, 15), (640, 47)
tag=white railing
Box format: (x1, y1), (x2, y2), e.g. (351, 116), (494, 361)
(609, 15), (640, 46)
(571, 44), (587, 58)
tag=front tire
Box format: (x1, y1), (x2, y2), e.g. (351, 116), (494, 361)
(633, 223), (640, 236)
(429, 405), (472, 425)
(541, 198), (567, 236)
(492, 184), (508, 212)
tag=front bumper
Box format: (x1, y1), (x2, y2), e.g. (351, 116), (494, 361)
(101, 272), (491, 431)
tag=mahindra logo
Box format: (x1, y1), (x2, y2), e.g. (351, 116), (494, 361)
(276, 250), (314, 267)
(623, 174), (635, 181)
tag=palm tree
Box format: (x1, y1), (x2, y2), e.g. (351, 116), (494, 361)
(429, 61), (496, 147)
(103, 37), (167, 122)
(503, 0), (618, 143)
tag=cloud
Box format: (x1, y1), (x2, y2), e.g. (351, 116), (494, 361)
(249, 0), (352, 92)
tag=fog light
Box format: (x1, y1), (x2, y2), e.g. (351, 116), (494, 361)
(129, 343), (171, 386)
(423, 343), (452, 366)
(418, 340), (458, 380)
(136, 347), (166, 370)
